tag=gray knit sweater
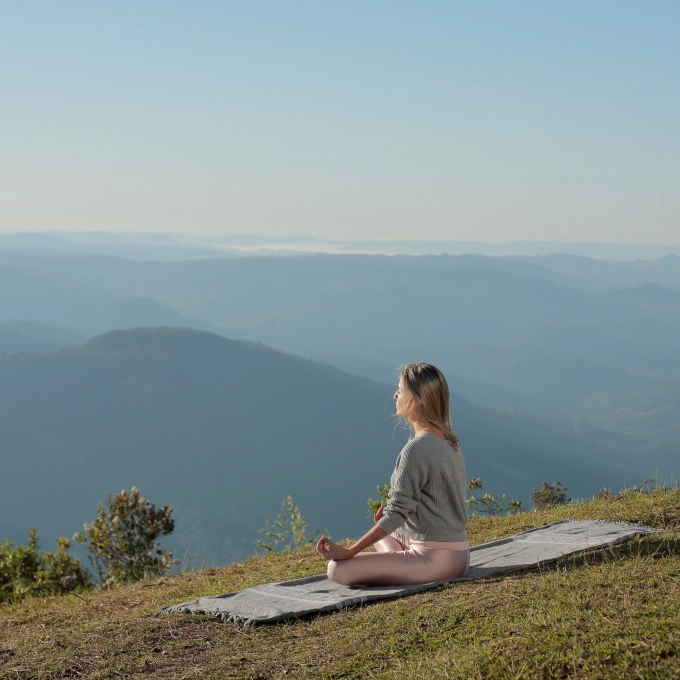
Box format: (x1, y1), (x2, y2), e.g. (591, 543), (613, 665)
(376, 432), (468, 542)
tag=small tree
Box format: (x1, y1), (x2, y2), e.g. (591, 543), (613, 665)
(369, 478), (523, 519)
(466, 478), (523, 517)
(367, 483), (391, 517)
(0, 529), (91, 603)
(506, 499), (524, 514)
(466, 478), (482, 491)
(255, 496), (322, 553)
(466, 477), (506, 517)
(467, 491), (506, 516)
(531, 481), (569, 509)
(74, 487), (177, 587)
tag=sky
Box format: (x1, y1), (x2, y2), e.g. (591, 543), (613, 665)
(1, 1), (679, 242)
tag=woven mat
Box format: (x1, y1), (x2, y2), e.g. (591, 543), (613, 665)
(160, 519), (655, 625)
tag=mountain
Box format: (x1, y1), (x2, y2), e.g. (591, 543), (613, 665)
(1, 328), (668, 566)
(0, 328), (404, 566)
(1, 250), (678, 451)
(575, 381), (680, 447)
(4, 251), (678, 357)
(0, 262), (215, 336)
(62, 252), (677, 356)
(512, 253), (680, 290)
(0, 322), (87, 355)
(0, 231), (241, 261)
(1, 321), (87, 346)
(0, 328), (62, 354)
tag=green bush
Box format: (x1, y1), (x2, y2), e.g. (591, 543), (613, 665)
(466, 478), (524, 516)
(366, 483), (391, 517)
(74, 487), (177, 587)
(531, 481), (569, 509)
(368, 479), (523, 519)
(255, 496), (324, 553)
(0, 528), (91, 603)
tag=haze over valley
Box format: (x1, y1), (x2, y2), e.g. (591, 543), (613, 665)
(1, 237), (677, 564)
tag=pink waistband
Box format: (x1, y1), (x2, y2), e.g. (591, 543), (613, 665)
(409, 539), (469, 550)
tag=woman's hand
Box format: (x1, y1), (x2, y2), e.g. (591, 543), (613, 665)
(316, 536), (355, 561)
(373, 504), (385, 524)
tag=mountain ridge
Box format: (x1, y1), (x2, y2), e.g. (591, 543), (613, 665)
(1, 327), (670, 566)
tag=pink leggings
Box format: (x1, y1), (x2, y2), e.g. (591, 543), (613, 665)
(327, 533), (470, 587)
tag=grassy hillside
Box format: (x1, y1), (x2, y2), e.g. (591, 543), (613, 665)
(2, 487), (678, 679)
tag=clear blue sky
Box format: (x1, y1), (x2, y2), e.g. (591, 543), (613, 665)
(1, 1), (678, 242)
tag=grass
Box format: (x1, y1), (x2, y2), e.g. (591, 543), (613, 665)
(1, 487), (679, 679)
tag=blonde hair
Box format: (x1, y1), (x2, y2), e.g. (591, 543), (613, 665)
(397, 363), (459, 449)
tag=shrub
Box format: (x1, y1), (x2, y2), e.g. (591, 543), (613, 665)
(531, 481), (569, 509)
(0, 528), (91, 603)
(366, 483), (391, 517)
(506, 499), (524, 514)
(368, 479), (523, 518)
(466, 478), (524, 516)
(73, 487), (177, 587)
(466, 489), (507, 516)
(255, 496), (323, 553)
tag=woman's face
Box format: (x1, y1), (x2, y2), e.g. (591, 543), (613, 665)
(394, 380), (404, 416)
(395, 378), (421, 422)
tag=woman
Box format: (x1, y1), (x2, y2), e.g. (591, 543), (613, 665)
(316, 362), (469, 586)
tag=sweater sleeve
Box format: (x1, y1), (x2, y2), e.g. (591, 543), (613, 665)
(376, 443), (429, 536)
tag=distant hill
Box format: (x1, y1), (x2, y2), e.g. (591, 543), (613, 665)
(575, 381), (680, 447)
(0, 328), (62, 354)
(61, 252), (678, 356)
(0, 231), (240, 261)
(0, 262), (216, 336)
(1, 250), (679, 452)
(0, 322), (86, 355)
(7, 231), (680, 260)
(0, 328), (666, 566)
(512, 253), (680, 290)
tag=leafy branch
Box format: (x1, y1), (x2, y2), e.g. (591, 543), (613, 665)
(255, 496), (324, 554)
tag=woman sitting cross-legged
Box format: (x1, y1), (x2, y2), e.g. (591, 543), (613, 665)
(316, 362), (469, 586)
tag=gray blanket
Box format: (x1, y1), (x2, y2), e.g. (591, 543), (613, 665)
(160, 519), (655, 625)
